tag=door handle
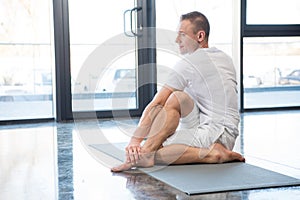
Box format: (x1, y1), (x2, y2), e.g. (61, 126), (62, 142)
(123, 6), (142, 37)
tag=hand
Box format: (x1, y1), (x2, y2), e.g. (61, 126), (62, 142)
(125, 144), (141, 165)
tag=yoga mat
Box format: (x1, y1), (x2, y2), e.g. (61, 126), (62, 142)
(90, 143), (300, 195)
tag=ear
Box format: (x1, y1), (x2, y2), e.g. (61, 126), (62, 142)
(197, 31), (205, 43)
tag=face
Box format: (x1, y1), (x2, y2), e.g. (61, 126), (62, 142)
(175, 20), (204, 55)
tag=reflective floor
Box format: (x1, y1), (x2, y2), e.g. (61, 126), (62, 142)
(0, 110), (300, 200)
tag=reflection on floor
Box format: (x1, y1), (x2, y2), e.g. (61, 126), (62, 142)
(0, 110), (300, 200)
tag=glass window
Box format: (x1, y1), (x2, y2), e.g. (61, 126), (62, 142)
(243, 37), (300, 108)
(69, 0), (138, 112)
(0, 0), (54, 120)
(247, 0), (300, 25)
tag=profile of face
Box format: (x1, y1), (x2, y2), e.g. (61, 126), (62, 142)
(175, 20), (205, 55)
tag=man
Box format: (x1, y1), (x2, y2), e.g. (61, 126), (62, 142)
(111, 11), (244, 172)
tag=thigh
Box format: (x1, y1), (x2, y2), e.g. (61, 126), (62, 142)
(163, 125), (233, 149)
(163, 127), (216, 148)
(178, 101), (200, 129)
(162, 128), (200, 147)
(216, 129), (237, 150)
(165, 91), (195, 118)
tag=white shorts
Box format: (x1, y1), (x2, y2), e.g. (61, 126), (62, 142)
(162, 103), (236, 150)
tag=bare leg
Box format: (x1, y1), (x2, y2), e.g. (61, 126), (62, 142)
(111, 143), (245, 172)
(155, 143), (245, 165)
(141, 91), (194, 152)
(111, 91), (193, 172)
(110, 91), (245, 172)
(111, 107), (181, 172)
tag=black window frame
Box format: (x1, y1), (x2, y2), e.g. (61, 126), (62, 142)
(53, 0), (156, 122)
(240, 0), (300, 112)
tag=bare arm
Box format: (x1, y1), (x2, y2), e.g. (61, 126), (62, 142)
(129, 85), (174, 144)
(125, 86), (175, 163)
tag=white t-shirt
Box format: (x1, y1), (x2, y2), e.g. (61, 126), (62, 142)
(166, 47), (240, 139)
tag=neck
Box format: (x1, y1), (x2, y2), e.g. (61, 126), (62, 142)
(199, 41), (209, 48)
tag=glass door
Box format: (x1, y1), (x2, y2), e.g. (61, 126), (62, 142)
(69, 0), (144, 115)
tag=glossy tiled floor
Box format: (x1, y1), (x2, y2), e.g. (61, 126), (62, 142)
(1, 111), (300, 200)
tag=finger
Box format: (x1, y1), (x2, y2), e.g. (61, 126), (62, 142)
(136, 146), (141, 152)
(126, 146), (141, 163)
(129, 148), (136, 164)
(136, 146), (142, 157)
(126, 149), (132, 163)
(132, 148), (139, 164)
(125, 146), (135, 163)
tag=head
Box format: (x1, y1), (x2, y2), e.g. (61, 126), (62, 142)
(176, 11), (210, 54)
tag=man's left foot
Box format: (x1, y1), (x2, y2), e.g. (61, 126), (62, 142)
(111, 152), (155, 172)
(111, 162), (133, 172)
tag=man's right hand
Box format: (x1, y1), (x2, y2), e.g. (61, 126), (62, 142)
(125, 144), (141, 165)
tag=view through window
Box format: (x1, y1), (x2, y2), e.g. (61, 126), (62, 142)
(243, 37), (300, 108)
(242, 0), (300, 109)
(69, 0), (138, 112)
(0, 0), (54, 120)
(247, 0), (300, 25)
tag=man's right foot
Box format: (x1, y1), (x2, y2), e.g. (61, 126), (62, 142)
(203, 143), (245, 163)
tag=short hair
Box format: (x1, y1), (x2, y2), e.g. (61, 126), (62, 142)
(180, 11), (210, 41)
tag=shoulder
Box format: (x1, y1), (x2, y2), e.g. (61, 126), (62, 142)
(205, 47), (232, 59)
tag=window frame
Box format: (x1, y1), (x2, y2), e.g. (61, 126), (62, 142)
(240, 0), (300, 112)
(0, 0), (55, 124)
(53, 0), (156, 121)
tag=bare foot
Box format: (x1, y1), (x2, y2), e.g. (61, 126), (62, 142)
(111, 162), (133, 172)
(111, 152), (155, 172)
(203, 143), (245, 163)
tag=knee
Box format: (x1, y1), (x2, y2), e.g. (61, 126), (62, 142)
(165, 92), (179, 107)
(149, 104), (163, 120)
(165, 91), (194, 117)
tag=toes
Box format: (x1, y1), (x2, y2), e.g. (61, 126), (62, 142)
(230, 152), (245, 162)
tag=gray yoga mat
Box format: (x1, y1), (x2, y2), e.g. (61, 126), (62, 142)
(90, 143), (300, 195)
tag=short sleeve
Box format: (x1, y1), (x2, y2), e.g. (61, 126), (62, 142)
(165, 59), (189, 90)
